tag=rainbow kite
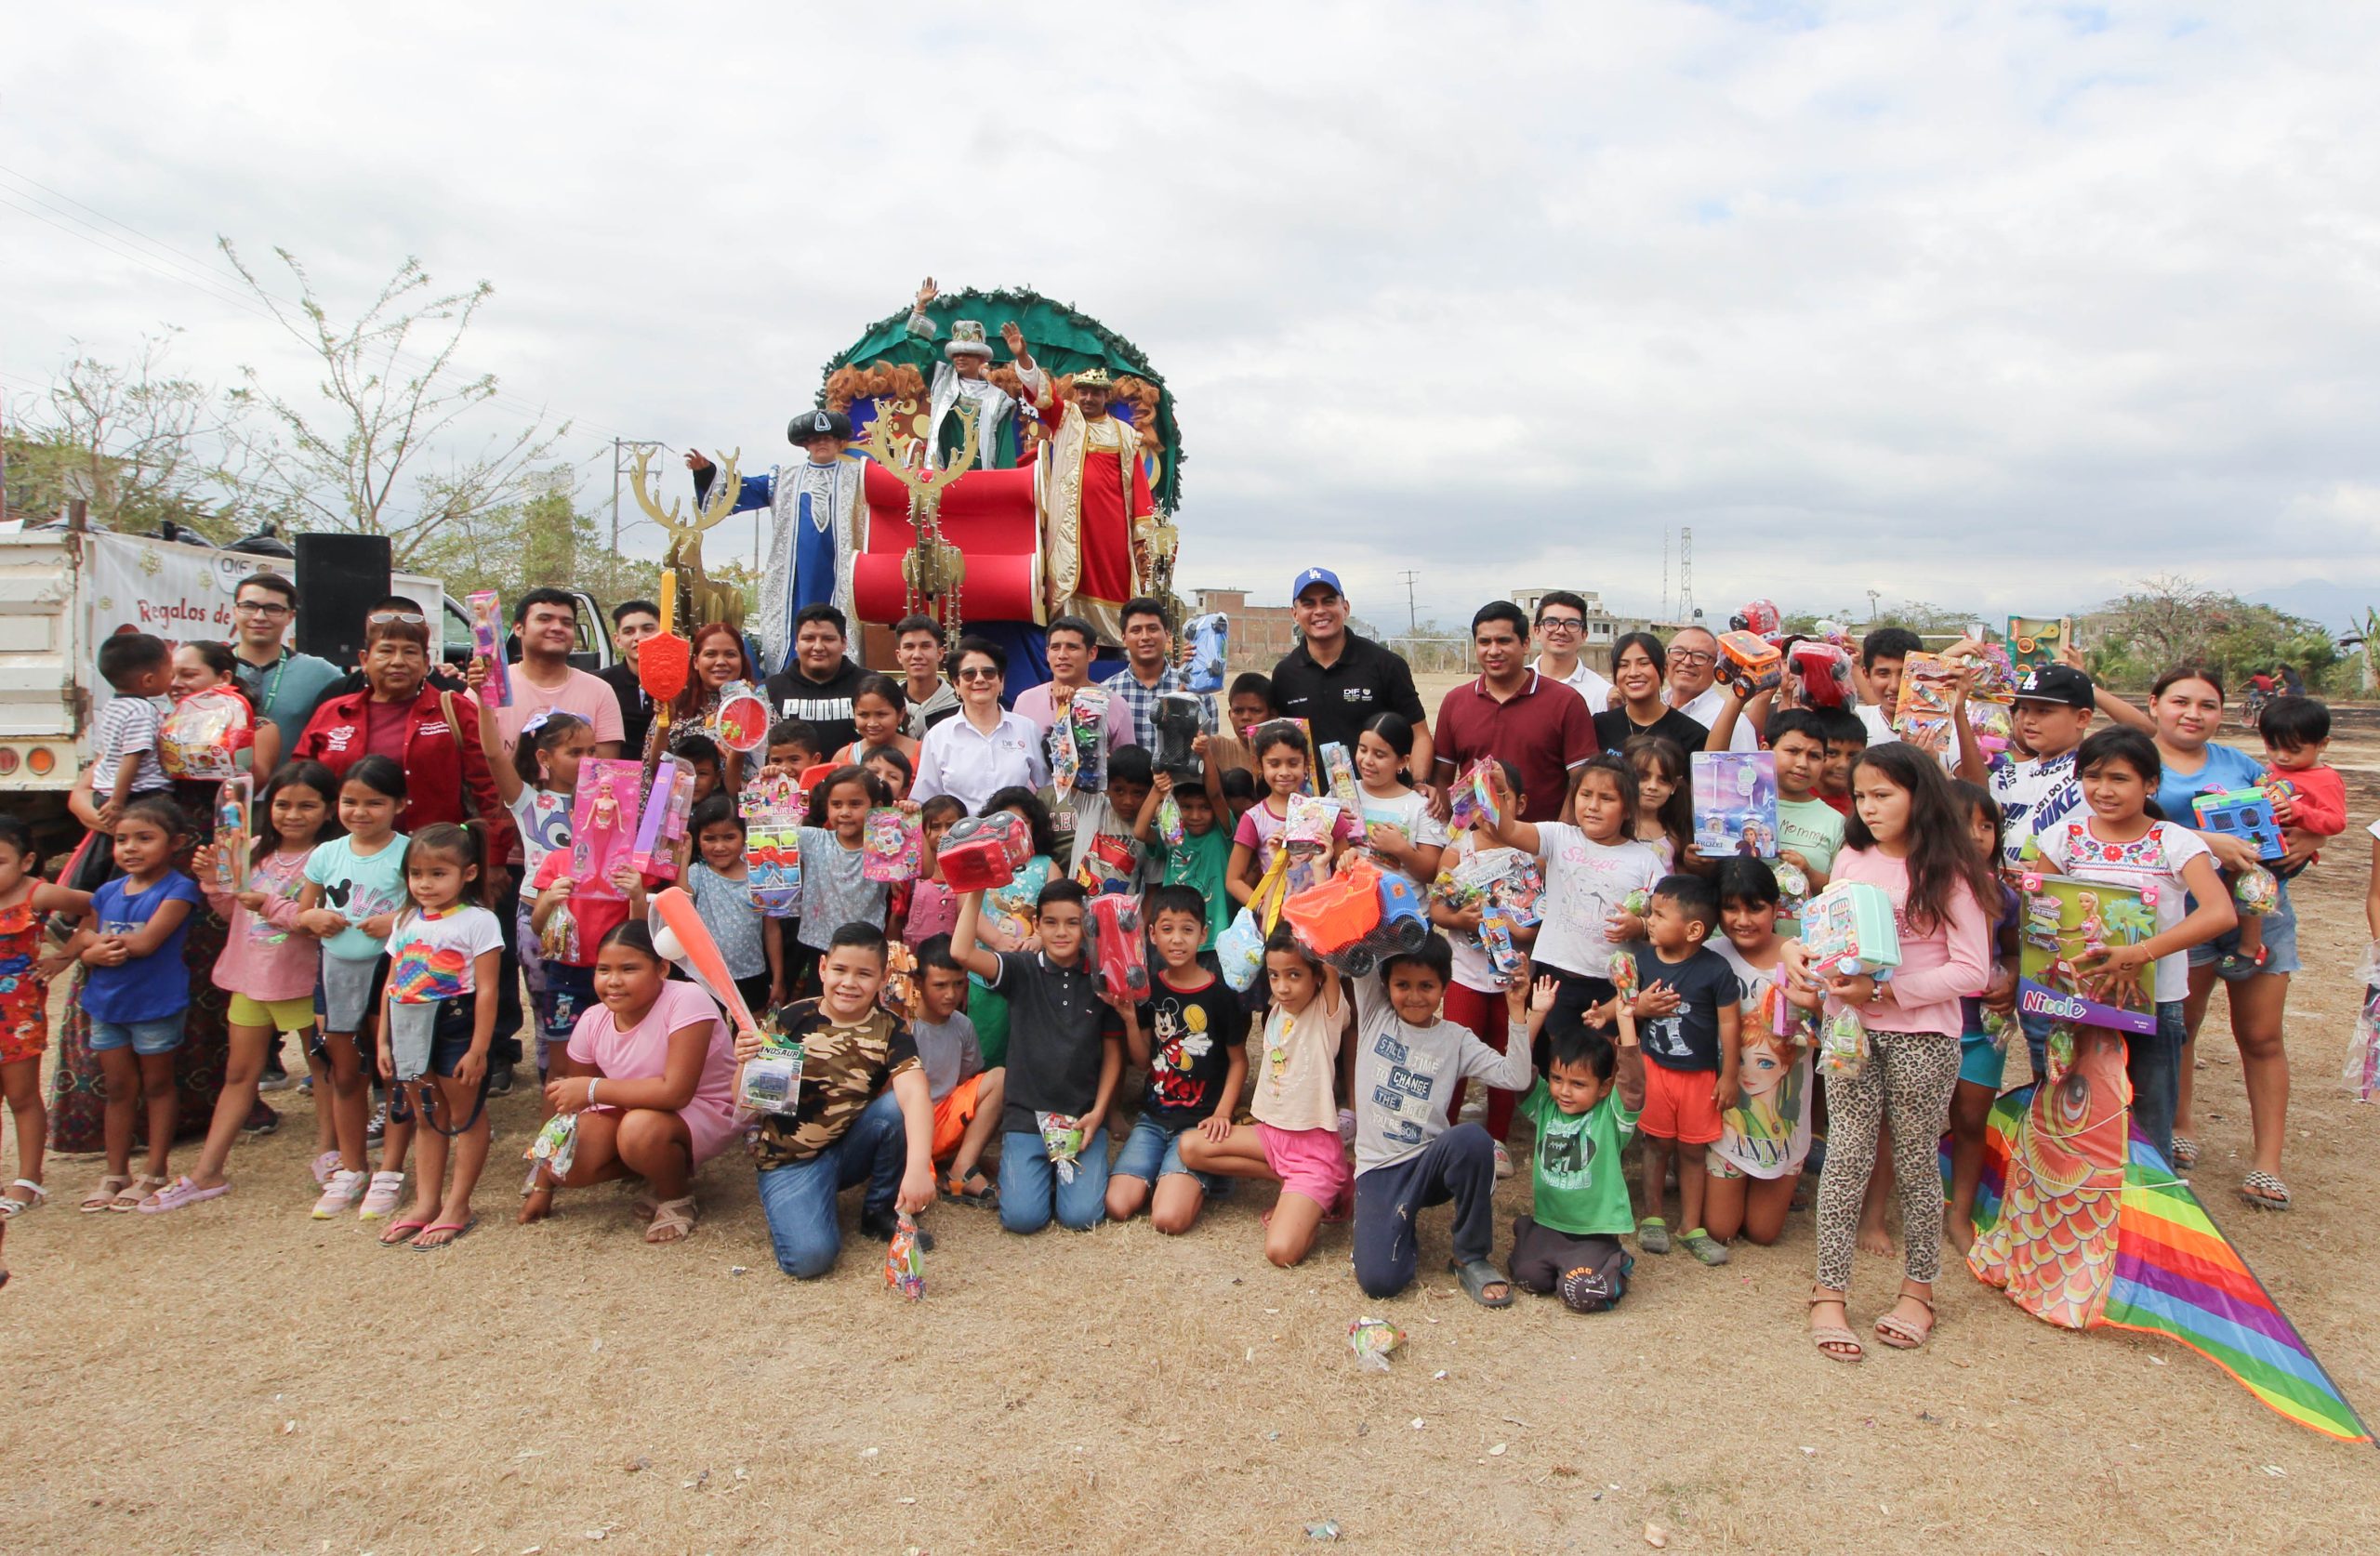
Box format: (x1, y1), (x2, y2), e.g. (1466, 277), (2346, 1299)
(1950, 1031), (2370, 1444)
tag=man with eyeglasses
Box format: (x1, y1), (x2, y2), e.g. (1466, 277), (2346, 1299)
(1663, 625), (1760, 751)
(1269, 567), (1434, 794)
(1527, 590), (1616, 713)
(227, 572), (344, 752)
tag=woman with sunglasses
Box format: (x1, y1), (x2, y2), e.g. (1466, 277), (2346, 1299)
(293, 609), (514, 848)
(912, 637), (1051, 814)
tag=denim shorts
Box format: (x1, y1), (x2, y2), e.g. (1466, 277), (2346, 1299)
(2189, 873), (2300, 979)
(1111, 1115), (1221, 1193)
(90, 1014), (187, 1056)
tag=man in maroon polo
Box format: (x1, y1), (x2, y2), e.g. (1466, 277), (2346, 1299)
(1431, 600), (1597, 823)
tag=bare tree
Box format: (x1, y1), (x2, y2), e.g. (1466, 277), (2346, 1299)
(5, 331), (258, 539)
(218, 242), (569, 566)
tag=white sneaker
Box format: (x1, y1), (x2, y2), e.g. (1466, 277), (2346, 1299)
(311, 1169), (365, 1219)
(1492, 1140), (1514, 1180)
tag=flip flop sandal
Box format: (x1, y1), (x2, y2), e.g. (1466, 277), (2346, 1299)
(946, 1171), (998, 1207)
(1448, 1257), (1515, 1309)
(411, 1217), (479, 1251)
(1, 1180), (46, 1220)
(111, 1175), (166, 1212)
(379, 1219), (431, 1247)
(645, 1197), (698, 1245)
(80, 1175), (132, 1214)
(137, 1176), (231, 1214)
(2241, 1171), (2292, 1210)
(1873, 1295), (1937, 1351)
(1810, 1292), (1863, 1363)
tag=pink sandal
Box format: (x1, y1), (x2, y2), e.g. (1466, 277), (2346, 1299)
(138, 1176), (231, 1214)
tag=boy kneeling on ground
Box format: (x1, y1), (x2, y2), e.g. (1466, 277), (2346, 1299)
(1348, 934), (1534, 1307)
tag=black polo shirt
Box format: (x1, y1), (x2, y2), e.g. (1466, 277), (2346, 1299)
(599, 663), (654, 758)
(1270, 631), (1428, 755)
(762, 657), (869, 757)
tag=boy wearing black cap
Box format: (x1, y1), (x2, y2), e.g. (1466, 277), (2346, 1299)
(1958, 662), (2095, 866)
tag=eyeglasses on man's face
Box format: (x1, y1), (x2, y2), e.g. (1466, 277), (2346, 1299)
(1537, 615), (1584, 634)
(1666, 648), (1714, 666)
(234, 599), (294, 618)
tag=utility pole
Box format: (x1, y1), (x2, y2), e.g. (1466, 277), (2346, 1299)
(1398, 569), (1421, 632)
(1866, 588), (1881, 624)
(1675, 526), (1695, 623)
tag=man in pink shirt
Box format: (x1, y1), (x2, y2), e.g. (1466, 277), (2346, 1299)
(467, 587), (626, 758)
(1012, 613), (1133, 756)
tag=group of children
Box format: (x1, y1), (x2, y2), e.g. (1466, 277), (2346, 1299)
(0, 620), (2353, 1337)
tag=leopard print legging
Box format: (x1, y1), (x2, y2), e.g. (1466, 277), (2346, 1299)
(1815, 1028), (1962, 1292)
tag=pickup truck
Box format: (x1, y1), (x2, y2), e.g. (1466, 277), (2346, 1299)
(0, 523), (613, 817)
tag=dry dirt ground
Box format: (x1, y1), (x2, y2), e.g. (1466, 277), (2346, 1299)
(6, 719), (2380, 1554)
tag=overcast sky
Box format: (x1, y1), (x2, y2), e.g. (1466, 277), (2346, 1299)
(7, 2), (2378, 632)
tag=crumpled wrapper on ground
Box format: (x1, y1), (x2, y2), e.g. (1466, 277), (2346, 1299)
(1348, 1316), (1405, 1372)
(525, 1111), (578, 1180)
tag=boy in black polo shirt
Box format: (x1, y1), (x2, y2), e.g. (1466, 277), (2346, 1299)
(952, 879), (1126, 1233)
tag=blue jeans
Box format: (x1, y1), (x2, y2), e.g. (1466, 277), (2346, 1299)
(1110, 1116), (1223, 1193)
(752, 1091), (906, 1279)
(2020, 1003), (2185, 1166)
(998, 1126), (1110, 1234)
(90, 1014), (187, 1055)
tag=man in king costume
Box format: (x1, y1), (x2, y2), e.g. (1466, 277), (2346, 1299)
(685, 408), (866, 677)
(1012, 332), (1154, 644)
(904, 277), (1037, 471)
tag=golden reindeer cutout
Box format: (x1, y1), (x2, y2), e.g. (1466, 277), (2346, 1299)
(631, 445), (746, 632)
(855, 398), (978, 613)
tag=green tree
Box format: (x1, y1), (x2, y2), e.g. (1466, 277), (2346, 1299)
(2086, 574), (2336, 690)
(219, 242), (568, 566)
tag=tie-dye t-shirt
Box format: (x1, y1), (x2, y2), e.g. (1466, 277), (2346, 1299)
(381, 903), (504, 1004)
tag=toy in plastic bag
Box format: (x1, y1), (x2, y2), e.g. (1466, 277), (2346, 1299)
(1216, 906), (1268, 992)
(1088, 892), (1151, 1002)
(1282, 793), (1342, 855)
(882, 940), (919, 1019)
(1481, 901), (1525, 978)
(1184, 613), (1229, 694)
(709, 680), (771, 754)
(211, 773), (252, 893)
(741, 772), (806, 914)
(1038, 1111), (1088, 1183)
(1152, 692), (1207, 777)
(1818, 1006), (1869, 1079)
(160, 686), (254, 780)
(466, 589), (510, 707)
(2347, 943), (2380, 1102)
(1047, 685), (1112, 799)
(1447, 758), (1500, 833)
(1891, 652), (1961, 756)
(1348, 1316), (1405, 1372)
(736, 1031), (807, 1115)
(539, 901), (581, 963)
(1321, 742), (1364, 819)
(862, 808), (923, 884)
(2233, 864), (2280, 918)
(524, 1110), (578, 1180)
(1156, 790), (1185, 851)
(1978, 1004), (2015, 1053)
(884, 1212), (926, 1300)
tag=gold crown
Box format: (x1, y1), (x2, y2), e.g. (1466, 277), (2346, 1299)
(1072, 366), (1113, 388)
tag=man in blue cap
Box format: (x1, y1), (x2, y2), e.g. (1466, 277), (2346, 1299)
(1268, 566), (1434, 797)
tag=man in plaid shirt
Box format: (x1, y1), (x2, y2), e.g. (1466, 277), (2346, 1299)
(1100, 596), (1215, 748)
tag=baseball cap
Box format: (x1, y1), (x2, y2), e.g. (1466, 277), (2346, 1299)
(1290, 567), (1343, 603)
(2013, 663), (2095, 710)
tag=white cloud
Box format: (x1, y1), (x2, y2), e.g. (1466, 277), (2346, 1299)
(6, 1), (2378, 626)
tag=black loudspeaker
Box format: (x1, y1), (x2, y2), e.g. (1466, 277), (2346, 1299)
(293, 534), (394, 670)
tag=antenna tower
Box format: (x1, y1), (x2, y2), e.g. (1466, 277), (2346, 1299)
(1675, 526), (1696, 622)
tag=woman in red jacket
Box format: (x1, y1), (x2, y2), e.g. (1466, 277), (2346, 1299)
(294, 610), (516, 860)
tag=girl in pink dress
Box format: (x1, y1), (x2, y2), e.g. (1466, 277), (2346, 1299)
(521, 922), (740, 1244)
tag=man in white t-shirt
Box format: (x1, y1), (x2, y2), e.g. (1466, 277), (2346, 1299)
(1664, 626), (1759, 752)
(1852, 626), (1924, 748)
(1527, 590), (1615, 713)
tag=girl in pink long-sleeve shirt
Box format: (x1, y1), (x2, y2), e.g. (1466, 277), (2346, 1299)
(1784, 743), (1994, 1362)
(137, 761), (343, 1212)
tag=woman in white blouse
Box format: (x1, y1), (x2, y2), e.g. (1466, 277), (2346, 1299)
(912, 637), (1050, 814)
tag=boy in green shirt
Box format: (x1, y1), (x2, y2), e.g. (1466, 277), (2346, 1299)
(1509, 976), (1646, 1312)
(1133, 770), (1233, 948)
